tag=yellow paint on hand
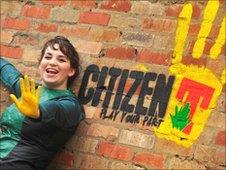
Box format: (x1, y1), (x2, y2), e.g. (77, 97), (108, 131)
(192, 0), (219, 59)
(210, 16), (225, 59)
(172, 3), (192, 64)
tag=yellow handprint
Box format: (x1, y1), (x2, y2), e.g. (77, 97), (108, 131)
(10, 75), (41, 119)
(155, 0), (225, 147)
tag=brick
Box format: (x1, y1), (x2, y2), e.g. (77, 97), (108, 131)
(101, 29), (120, 42)
(196, 126), (215, 145)
(36, 23), (58, 33)
(165, 3), (201, 19)
(154, 138), (194, 157)
(216, 93), (226, 113)
(137, 49), (170, 66)
(122, 31), (153, 47)
(153, 35), (173, 50)
(118, 130), (155, 149)
(87, 123), (119, 139)
(133, 152), (164, 169)
(115, 79), (141, 95)
(54, 151), (74, 167)
(13, 34), (39, 46)
(74, 40), (102, 55)
(96, 141), (133, 161)
(109, 14), (141, 28)
(192, 3), (202, 19)
(40, 0), (66, 6)
(167, 157), (206, 169)
(143, 18), (176, 32)
(79, 12), (110, 26)
(206, 55), (225, 78)
(165, 5), (182, 17)
(106, 47), (136, 60)
(73, 137), (98, 153)
(22, 47), (40, 62)
(0, 45), (23, 59)
(50, 7), (79, 22)
(100, 0), (131, 12)
(3, 17), (30, 30)
(1, 1), (22, 16)
(0, 30), (14, 43)
(88, 26), (104, 42)
(194, 145), (225, 165)
(131, 1), (164, 16)
(215, 130), (226, 147)
(59, 26), (89, 38)
(182, 54), (207, 67)
(75, 153), (108, 169)
(22, 5), (51, 19)
(188, 23), (200, 36)
(71, 0), (96, 9)
(110, 162), (145, 170)
(75, 121), (90, 136)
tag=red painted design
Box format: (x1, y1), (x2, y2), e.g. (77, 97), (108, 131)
(176, 78), (214, 134)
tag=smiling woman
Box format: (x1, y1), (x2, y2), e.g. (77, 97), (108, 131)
(0, 36), (85, 170)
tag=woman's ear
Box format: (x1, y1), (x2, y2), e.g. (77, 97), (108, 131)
(68, 68), (75, 77)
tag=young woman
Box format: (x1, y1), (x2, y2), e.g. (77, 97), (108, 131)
(0, 36), (85, 170)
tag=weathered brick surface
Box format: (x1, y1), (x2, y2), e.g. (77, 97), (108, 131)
(0, 45), (23, 59)
(96, 141), (133, 161)
(133, 152), (164, 169)
(167, 157), (206, 169)
(74, 153), (109, 169)
(215, 131), (226, 147)
(100, 0), (132, 12)
(0, 1), (225, 169)
(119, 130), (155, 149)
(3, 17), (30, 30)
(87, 123), (119, 139)
(22, 5), (51, 19)
(79, 12), (110, 26)
(50, 7), (79, 22)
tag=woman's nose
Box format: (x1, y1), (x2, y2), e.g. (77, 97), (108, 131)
(49, 58), (57, 65)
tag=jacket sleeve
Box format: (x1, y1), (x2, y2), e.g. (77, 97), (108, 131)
(0, 57), (22, 97)
(39, 97), (85, 129)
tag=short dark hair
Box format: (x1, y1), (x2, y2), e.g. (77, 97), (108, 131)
(39, 36), (80, 88)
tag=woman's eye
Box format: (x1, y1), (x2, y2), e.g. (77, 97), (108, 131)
(44, 56), (51, 59)
(59, 59), (66, 62)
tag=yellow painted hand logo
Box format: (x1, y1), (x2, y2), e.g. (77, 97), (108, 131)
(10, 75), (42, 119)
(155, 0), (225, 147)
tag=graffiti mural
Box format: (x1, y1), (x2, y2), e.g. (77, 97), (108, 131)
(78, 0), (225, 147)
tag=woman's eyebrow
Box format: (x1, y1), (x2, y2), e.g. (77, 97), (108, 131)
(46, 52), (52, 56)
(58, 55), (68, 59)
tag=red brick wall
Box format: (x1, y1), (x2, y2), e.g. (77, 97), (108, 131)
(0, 0), (225, 169)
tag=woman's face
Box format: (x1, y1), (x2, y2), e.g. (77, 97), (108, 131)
(39, 44), (75, 90)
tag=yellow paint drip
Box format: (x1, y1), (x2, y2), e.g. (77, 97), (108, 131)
(192, 0), (219, 59)
(136, 64), (150, 72)
(154, 63), (222, 147)
(172, 3), (192, 64)
(210, 16), (225, 59)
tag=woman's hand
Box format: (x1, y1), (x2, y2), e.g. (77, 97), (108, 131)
(10, 75), (41, 118)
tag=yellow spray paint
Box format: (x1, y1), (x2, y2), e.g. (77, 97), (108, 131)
(136, 64), (150, 72)
(172, 3), (192, 64)
(154, 0), (224, 147)
(192, 0), (219, 59)
(210, 16), (225, 59)
(221, 68), (226, 84)
(154, 64), (222, 147)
